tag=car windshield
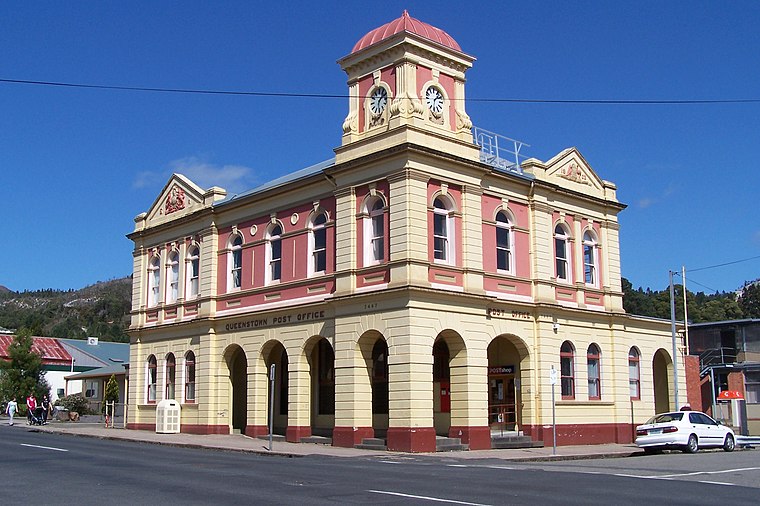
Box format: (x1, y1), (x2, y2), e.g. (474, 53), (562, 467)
(646, 413), (684, 424)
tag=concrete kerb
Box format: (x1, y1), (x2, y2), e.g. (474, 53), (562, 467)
(16, 419), (645, 462)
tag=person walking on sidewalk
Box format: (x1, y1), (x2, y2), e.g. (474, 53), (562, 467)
(6, 397), (18, 426)
(41, 395), (51, 424)
(26, 394), (37, 425)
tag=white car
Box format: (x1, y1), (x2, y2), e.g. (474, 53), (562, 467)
(635, 411), (735, 454)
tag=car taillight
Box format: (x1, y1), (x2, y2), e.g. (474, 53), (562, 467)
(636, 429), (647, 436)
(663, 426), (678, 433)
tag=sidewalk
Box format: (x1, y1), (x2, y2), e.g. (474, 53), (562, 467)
(10, 417), (644, 462)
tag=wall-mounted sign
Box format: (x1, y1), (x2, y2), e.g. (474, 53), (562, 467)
(223, 309), (326, 332)
(487, 307), (531, 320)
(488, 365), (515, 375)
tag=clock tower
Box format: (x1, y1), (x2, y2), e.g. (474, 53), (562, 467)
(335, 11), (480, 164)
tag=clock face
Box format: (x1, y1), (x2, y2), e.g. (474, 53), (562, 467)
(370, 87), (388, 115)
(425, 87), (444, 115)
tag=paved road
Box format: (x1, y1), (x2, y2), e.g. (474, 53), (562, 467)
(2, 426), (758, 505)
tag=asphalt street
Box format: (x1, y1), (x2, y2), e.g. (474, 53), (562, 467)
(2, 425), (758, 505)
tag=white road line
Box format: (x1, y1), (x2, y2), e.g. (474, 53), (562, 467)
(697, 481), (735, 487)
(378, 460), (405, 464)
(657, 466), (760, 478)
(20, 443), (68, 452)
(368, 490), (491, 506)
(447, 464), (515, 470)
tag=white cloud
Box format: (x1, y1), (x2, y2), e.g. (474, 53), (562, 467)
(133, 156), (258, 194)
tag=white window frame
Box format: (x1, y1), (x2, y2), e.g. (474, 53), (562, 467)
(554, 224), (571, 283)
(166, 250), (179, 304)
(183, 351), (196, 403)
(309, 212), (328, 276)
(266, 224), (283, 285)
(228, 234), (243, 292)
(165, 353), (176, 401)
(148, 256), (161, 307)
(185, 245), (200, 299)
(432, 196), (455, 264)
(587, 343), (601, 400)
(629, 347), (641, 400)
(146, 355), (157, 404)
(363, 196), (386, 266)
(495, 210), (514, 274)
(583, 231), (599, 288)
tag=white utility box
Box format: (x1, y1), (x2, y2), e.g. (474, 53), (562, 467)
(156, 399), (181, 434)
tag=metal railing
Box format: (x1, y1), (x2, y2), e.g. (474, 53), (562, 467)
(473, 127), (530, 175)
(699, 347), (738, 375)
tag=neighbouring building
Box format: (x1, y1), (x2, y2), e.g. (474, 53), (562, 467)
(126, 11), (682, 451)
(0, 335), (72, 403)
(62, 337), (130, 415)
(685, 319), (760, 434)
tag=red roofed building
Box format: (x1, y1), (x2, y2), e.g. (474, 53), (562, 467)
(0, 335), (73, 401)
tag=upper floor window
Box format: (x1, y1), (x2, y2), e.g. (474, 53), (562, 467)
(554, 224), (571, 282)
(495, 211), (513, 273)
(228, 234), (243, 291)
(186, 245), (200, 299)
(165, 353), (176, 400)
(166, 251), (179, 304)
(310, 212), (328, 275)
(629, 347), (641, 400)
(184, 351), (196, 403)
(146, 355), (157, 403)
(587, 343), (601, 400)
(364, 196), (386, 265)
(583, 231), (598, 287)
(433, 196), (454, 263)
(267, 224), (282, 284)
(148, 256), (160, 307)
(560, 341), (575, 399)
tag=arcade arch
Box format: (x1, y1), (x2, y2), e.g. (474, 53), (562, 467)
(487, 334), (530, 435)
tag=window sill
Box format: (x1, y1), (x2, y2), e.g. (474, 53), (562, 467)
(557, 400), (614, 406)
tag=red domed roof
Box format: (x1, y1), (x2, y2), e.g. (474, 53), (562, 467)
(352, 10), (462, 53)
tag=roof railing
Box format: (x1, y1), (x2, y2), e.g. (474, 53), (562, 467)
(473, 126), (530, 175)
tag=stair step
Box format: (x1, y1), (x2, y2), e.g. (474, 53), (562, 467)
(491, 436), (544, 449)
(436, 436), (468, 452)
(300, 436), (332, 445)
(256, 434), (286, 442)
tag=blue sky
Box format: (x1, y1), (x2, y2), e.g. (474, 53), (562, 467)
(1, 1), (758, 294)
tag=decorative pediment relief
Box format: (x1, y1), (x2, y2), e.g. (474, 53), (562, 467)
(543, 149), (605, 194)
(140, 174), (223, 229)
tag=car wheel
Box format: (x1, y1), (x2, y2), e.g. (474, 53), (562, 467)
(683, 434), (699, 453)
(723, 434), (735, 452)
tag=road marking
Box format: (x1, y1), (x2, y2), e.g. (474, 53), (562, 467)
(20, 443), (68, 452)
(447, 464), (515, 470)
(697, 481), (735, 487)
(368, 490), (491, 506)
(378, 460), (405, 464)
(656, 466), (760, 478)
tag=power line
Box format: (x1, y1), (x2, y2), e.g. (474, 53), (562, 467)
(2, 77), (760, 105)
(688, 254), (760, 273)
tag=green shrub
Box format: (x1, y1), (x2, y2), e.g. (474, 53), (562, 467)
(55, 393), (91, 414)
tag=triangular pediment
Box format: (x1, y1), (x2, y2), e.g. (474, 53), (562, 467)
(545, 148), (604, 192)
(143, 174), (209, 227)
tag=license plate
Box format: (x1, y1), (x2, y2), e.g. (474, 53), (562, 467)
(648, 428), (662, 435)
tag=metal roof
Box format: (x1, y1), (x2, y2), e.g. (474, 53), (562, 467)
(0, 335), (71, 365)
(58, 338), (129, 367)
(65, 362), (127, 380)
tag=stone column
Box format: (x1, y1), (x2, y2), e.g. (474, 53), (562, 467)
(286, 357), (312, 442)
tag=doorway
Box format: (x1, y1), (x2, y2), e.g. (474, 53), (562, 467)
(489, 370), (516, 435)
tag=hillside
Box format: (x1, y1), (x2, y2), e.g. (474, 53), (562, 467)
(0, 277), (132, 342)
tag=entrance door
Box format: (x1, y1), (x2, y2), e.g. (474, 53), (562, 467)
(489, 375), (516, 434)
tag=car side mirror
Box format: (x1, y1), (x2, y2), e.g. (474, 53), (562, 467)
(716, 420), (723, 426)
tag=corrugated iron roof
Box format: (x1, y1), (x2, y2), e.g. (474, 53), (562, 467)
(0, 335), (72, 365)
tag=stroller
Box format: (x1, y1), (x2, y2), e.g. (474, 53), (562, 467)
(28, 406), (45, 426)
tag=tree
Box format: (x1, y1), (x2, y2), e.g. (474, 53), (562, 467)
(738, 282), (760, 318)
(103, 374), (120, 415)
(0, 328), (50, 406)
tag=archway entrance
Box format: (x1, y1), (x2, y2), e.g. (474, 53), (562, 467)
(371, 339), (389, 433)
(487, 336), (527, 435)
(263, 342), (288, 436)
(653, 349), (673, 413)
(309, 337), (335, 437)
(433, 339), (451, 436)
(227, 346), (247, 434)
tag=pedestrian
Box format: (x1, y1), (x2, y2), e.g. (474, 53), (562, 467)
(41, 395), (51, 424)
(6, 397), (18, 426)
(26, 394), (37, 425)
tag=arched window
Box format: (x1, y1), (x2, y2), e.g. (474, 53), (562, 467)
(228, 234), (243, 291)
(185, 245), (200, 299)
(560, 341), (575, 399)
(433, 196), (454, 263)
(371, 339), (389, 415)
(184, 351), (196, 403)
(554, 224), (571, 282)
(587, 344), (601, 400)
(364, 196), (386, 265)
(146, 355), (157, 403)
(166, 251), (179, 304)
(267, 224), (282, 284)
(148, 256), (160, 307)
(495, 210), (513, 273)
(629, 347), (641, 400)
(583, 231), (598, 287)
(310, 212), (328, 275)
(165, 353), (176, 400)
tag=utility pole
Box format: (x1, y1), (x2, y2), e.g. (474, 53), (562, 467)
(669, 270), (680, 410)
